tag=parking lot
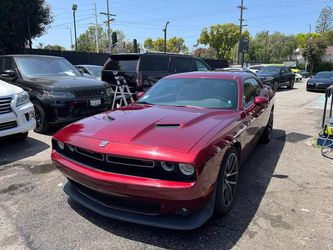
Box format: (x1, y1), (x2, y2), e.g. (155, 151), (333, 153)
(0, 79), (332, 250)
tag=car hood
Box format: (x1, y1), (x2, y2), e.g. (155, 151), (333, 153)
(0, 80), (23, 95)
(57, 104), (237, 153)
(26, 76), (107, 90)
(308, 78), (333, 84)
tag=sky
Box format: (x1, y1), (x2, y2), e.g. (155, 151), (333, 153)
(34, 0), (332, 50)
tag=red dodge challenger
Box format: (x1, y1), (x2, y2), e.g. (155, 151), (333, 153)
(51, 72), (274, 230)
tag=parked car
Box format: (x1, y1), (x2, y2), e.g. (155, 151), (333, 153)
(295, 73), (302, 82)
(102, 53), (211, 92)
(75, 65), (102, 80)
(248, 65), (264, 73)
(52, 71), (275, 230)
(0, 55), (113, 133)
(306, 71), (333, 92)
(299, 70), (311, 78)
(219, 67), (257, 76)
(257, 65), (295, 91)
(0, 80), (35, 140)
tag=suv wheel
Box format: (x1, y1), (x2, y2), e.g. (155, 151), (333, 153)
(32, 100), (49, 133)
(273, 81), (279, 92)
(215, 148), (239, 215)
(288, 79), (295, 89)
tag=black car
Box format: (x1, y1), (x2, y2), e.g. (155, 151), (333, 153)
(0, 55), (112, 133)
(307, 71), (333, 92)
(299, 70), (311, 78)
(102, 53), (211, 92)
(256, 66), (295, 91)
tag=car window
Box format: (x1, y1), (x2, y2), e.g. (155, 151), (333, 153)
(139, 56), (170, 71)
(195, 59), (209, 71)
(281, 67), (289, 74)
(243, 78), (261, 108)
(2, 57), (16, 71)
(105, 57), (139, 72)
(81, 67), (90, 74)
(170, 57), (196, 73)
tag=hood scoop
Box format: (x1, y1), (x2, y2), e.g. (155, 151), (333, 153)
(155, 123), (181, 128)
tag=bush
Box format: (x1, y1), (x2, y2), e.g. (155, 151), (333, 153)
(313, 61), (333, 73)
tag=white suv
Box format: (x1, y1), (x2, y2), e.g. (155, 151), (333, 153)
(0, 80), (36, 140)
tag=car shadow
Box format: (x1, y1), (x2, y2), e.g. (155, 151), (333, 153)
(68, 129), (286, 249)
(0, 136), (49, 166)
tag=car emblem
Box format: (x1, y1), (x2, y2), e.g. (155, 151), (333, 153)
(99, 140), (109, 147)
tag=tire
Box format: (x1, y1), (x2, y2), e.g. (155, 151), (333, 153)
(215, 147), (239, 215)
(288, 78), (295, 89)
(272, 81), (279, 92)
(32, 100), (49, 133)
(12, 132), (28, 141)
(261, 110), (274, 144)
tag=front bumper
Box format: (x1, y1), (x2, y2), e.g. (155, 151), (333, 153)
(306, 83), (331, 92)
(46, 96), (112, 124)
(52, 150), (216, 229)
(0, 102), (36, 137)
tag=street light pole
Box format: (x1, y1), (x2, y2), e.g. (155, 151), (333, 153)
(163, 21), (170, 53)
(72, 4), (78, 51)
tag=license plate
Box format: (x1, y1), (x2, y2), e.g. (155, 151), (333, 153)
(90, 99), (101, 107)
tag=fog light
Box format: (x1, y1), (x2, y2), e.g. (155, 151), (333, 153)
(161, 161), (176, 172)
(175, 207), (189, 216)
(67, 145), (75, 152)
(57, 141), (65, 150)
(179, 163), (195, 176)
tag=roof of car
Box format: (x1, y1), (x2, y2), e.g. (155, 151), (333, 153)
(164, 71), (255, 80)
(1, 54), (63, 59)
(110, 52), (196, 58)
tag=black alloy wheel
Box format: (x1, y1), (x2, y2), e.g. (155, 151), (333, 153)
(32, 101), (49, 133)
(215, 148), (239, 215)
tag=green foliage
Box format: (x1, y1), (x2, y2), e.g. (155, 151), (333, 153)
(43, 44), (65, 51)
(144, 37), (188, 53)
(313, 61), (333, 73)
(197, 23), (240, 60)
(302, 37), (328, 72)
(296, 33), (321, 48)
(192, 47), (217, 59)
(322, 30), (333, 45)
(77, 25), (106, 52)
(0, 0), (53, 53)
(316, 5), (333, 33)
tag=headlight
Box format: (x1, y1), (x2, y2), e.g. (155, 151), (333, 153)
(106, 87), (113, 96)
(265, 77), (274, 81)
(44, 90), (75, 98)
(179, 163), (195, 176)
(161, 161), (176, 172)
(16, 91), (30, 107)
(57, 141), (65, 150)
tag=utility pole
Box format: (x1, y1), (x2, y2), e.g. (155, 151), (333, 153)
(100, 0), (116, 53)
(237, 0), (247, 66)
(309, 24), (312, 33)
(163, 21), (170, 53)
(72, 4), (78, 51)
(94, 2), (99, 53)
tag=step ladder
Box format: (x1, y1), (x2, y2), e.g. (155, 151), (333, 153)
(111, 76), (134, 110)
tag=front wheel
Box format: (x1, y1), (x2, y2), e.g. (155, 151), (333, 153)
(288, 79), (295, 89)
(261, 111), (274, 144)
(215, 148), (239, 215)
(272, 81), (279, 92)
(32, 100), (49, 133)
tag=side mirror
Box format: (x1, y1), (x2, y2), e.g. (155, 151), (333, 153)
(135, 92), (145, 100)
(254, 96), (269, 106)
(1, 69), (17, 77)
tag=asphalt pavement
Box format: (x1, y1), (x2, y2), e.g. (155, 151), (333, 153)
(0, 79), (332, 250)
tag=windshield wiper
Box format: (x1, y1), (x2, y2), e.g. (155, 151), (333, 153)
(136, 101), (154, 105)
(174, 105), (204, 109)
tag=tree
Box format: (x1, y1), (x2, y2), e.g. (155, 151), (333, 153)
(316, 5), (333, 33)
(197, 23), (240, 60)
(296, 33), (321, 48)
(144, 37), (188, 53)
(303, 37), (328, 72)
(192, 47), (217, 59)
(43, 44), (66, 51)
(77, 25), (107, 52)
(0, 0), (53, 53)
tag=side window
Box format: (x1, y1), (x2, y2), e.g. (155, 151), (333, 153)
(3, 58), (15, 71)
(243, 78), (261, 108)
(281, 67), (288, 74)
(169, 57), (196, 73)
(81, 67), (89, 74)
(195, 59), (209, 71)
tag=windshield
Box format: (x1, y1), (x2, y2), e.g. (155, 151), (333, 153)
(314, 72), (333, 79)
(257, 66), (280, 75)
(86, 66), (102, 77)
(137, 78), (238, 110)
(15, 57), (81, 78)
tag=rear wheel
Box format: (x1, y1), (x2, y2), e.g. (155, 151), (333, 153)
(215, 148), (239, 215)
(32, 100), (49, 133)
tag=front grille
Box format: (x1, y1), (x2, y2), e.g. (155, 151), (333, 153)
(74, 89), (106, 98)
(53, 140), (195, 182)
(0, 97), (12, 114)
(0, 121), (17, 131)
(70, 180), (161, 215)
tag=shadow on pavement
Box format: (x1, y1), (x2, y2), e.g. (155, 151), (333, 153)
(68, 129), (286, 250)
(0, 136), (49, 166)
